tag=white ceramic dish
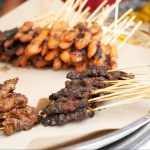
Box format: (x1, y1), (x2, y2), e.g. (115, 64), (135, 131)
(0, 0), (150, 149)
(0, 43), (150, 149)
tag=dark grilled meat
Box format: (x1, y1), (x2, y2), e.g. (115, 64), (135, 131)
(0, 78), (18, 99)
(41, 108), (94, 126)
(0, 78), (39, 136)
(2, 106), (39, 136)
(0, 93), (28, 113)
(41, 66), (134, 126)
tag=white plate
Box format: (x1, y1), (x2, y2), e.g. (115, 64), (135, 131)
(0, 0), (150, 148)
(0, 43), (150, 149)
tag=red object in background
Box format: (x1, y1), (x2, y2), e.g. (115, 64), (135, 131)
(63, 0), (126, 12)
(85, 0), (116, 12)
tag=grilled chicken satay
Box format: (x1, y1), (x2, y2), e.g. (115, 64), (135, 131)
(0, 21), (118, 71)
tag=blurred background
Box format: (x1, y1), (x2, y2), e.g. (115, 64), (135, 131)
(0, 0), (149, 48)
(0, 0), (150, 24)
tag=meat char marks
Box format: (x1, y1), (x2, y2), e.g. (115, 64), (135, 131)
(40, 66), (134, 126)
(0, 78), (39, 136)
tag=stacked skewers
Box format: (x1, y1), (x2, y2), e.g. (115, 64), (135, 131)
(0, 0), (142, 71)
(40, 66), (150, 126)
(0, 0), (149, 137)
(0, 78), (39, 136)
(0, 65), (150, 135)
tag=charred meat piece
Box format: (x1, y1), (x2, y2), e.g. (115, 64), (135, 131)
(0, 78), (18, 99)
(41, 108), (94, 126)
(2, 106), (39, 136)
(41, 66), (134, 127)
(67, 66), (134, 80)
(42, 99), (89, 114)
(0, 93), (28, 113)
(0, 78), (39, 136)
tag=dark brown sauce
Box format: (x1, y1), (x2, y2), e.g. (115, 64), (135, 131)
(36, 98), (49, 111)
(44, 129), (117, 150)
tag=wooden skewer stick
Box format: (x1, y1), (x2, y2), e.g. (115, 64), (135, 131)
(63, 0), (75, 22)
(70, 0), (89, 27)
(89, 82), (150, 102)
(33, 11), (55, 23)
(87, 0), (108, 21)
(98, 0), (122, 25)
(0, 127), (4, 130)
(92, 82), (144, 95)
(54, 0), (72, 21)
(119, 21), (142, 49)
(73, 0), (82, 10)
(91, 79), (139, 94)
(93, 88), (150, 102)
(90, 95), (145, 111)
(110, 16), (136, 44)
(102, 16), (130, 44)
(76, 7), (91, 22)
(114, 0), (119, 43)
(108, 63), (150, 72)
(103, 15), (135, 44)
(89, 4), (110, 23)
(103, 9), (133, 37)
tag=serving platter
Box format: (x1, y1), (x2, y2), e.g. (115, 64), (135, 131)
(0, 0), (150, 149)
(0, 43), (150, 149)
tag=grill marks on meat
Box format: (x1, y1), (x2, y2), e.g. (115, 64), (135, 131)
(67, 66), (133, 80)
(0, 78), (38, 136)
(2, 106), (38, 136)
(0, 78), (18, 99)
(41, 108), (94, 126)
(0, 21), (117, 71)
(42, 99), (89, 114)
(0, 93), (28, 113)
(41, 66), (134, 126)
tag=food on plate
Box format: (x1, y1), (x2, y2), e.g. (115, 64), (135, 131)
(0, 65), (149, 135)
(0, 78), (39, 136)
(0, 21), (118, 71)
(0, 0), (142, 72)
(40, 66), (135, 126)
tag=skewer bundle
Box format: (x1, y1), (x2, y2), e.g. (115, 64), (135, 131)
(0, 78), (39, 136)
(40, 66), (150, 126)
(0, 65), (150, 135)
(0, 0), (142, 71)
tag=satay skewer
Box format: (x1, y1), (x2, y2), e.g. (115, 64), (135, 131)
(90, 95), (146, 112)
(91, 87), (150, 103)
(108, 63), (150, 72)
(119, 21), (142, 49)
(89, 82), (150, 102)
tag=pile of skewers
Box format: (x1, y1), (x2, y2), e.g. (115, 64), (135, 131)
(0, 65), (150, 135)
(0, 0), (142, 71)
(0, 0), (149, 136)
(0, 78), (39, 136)
(40, 66), (150, 126)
